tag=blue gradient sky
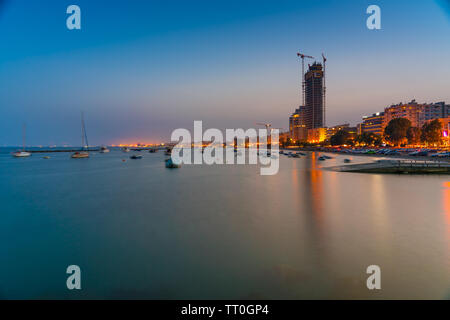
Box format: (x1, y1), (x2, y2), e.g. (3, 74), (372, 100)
(1, 0), (449, 145)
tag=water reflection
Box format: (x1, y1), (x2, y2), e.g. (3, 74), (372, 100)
(442, 182), (450, 246)
(300, 153), (327, 269)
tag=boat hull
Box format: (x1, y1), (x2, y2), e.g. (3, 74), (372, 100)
(13, 152), (31, 158)
(71, 152), (89, 159)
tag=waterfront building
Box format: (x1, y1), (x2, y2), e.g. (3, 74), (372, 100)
(289, 106), (308, 142)
(326, 124), (357, 141)
(304, 63), (324, 129)
(326, 124), (349, 140)
(307, 127), (327, 143)
(361, 100), (450, 135)
(287, 56), (326, 143)
(384, 100), (422, 127)
(361, 112), (385, 136)
(418, 102), (450, 127)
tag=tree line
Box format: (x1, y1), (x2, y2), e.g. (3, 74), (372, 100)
(329, 118), (444, 146)
(280, 118), (445, 147)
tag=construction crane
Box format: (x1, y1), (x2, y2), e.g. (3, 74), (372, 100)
(297, 52), (314, 106)
(322, 53), (327, 127)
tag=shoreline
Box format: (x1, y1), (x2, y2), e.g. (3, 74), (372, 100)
(282, 147), (450, 163)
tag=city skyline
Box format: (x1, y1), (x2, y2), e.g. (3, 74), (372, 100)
(1, 0), (449, 146)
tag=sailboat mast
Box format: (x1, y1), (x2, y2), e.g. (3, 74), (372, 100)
(83, 113), (88, 150)
(81, 112), (85, 150)
(22, 123), (26, 151)
(81, 111), (89, 151)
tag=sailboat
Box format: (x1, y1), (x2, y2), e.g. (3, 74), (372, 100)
(71, 112), (90, 159)
(12, 124), (31, 157)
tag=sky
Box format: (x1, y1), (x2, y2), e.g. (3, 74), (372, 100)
(0, 0), (449, 146)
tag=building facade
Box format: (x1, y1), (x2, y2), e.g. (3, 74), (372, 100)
(384, 100), (422, 128)
(304, 63), (324, 129)
(289, 106), (308, 142)
(360, 101), (450, 137)
(326, 124), (357, 141)
(307, 127), (327, 143)
(418, 102), (450, 127)
(361, 112), (385, 136)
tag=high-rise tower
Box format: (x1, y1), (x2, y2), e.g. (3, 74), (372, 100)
(304, 63), (324, 129)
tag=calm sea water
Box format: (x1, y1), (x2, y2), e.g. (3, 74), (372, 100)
(0, 148), (449, 299)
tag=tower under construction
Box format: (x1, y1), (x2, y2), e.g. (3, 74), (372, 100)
(304, 62), (324, 129)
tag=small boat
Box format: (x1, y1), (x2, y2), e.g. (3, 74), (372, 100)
(165, 158), (181, 168)
(100, 146), (110, 153)
(130, 154), (143, 159)
(149, 148), (157, 153)
(13, 151), (31, 157)
(13, 124), (31, 158)
(318, 156), (326, 161)
(164, 148), (172, 156)
(122, 147), (130, 153)
(71, 112), (90, 159)
(323, 155), (333, 159)
(297, 152), (306, 156)
(291, 153), (300, 158)
(344, 158), (351, 163)
(72, 151), (89, 159)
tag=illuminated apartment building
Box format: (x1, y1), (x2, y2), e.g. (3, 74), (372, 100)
(289, 107), (308, 142)
(418, 102), (450, 127)
(384, 100), (422, 127)
(361, 112), (385, 136)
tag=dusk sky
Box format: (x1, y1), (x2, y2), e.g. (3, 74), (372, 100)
(1, 0), (449, 146)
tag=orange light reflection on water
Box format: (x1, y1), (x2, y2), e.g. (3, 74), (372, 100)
(442, 182), (450, 246)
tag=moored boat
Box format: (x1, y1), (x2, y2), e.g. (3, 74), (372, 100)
(13, 151), (31, 158)
(165, 158), (181, 168)
(71, 112), (90, 159)
(12, 124), (31, 158)
(130, 154), (143, 159)
(71, 151), (89, 159)
(100, 146), (110, 153)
